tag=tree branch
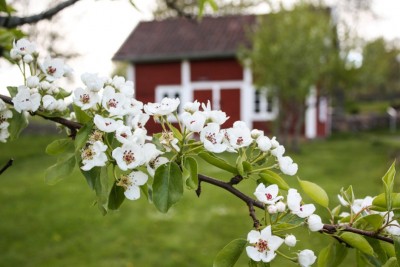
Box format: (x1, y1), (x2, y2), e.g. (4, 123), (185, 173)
(322, 224), (394, 244)
(0, 159), (13, 175)
(0, 94), (82, 134)
(0, 0), (81, 28)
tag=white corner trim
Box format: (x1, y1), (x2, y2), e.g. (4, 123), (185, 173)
(305, 87), (317, 139)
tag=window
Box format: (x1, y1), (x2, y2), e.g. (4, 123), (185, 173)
(252, 88), (277, 120)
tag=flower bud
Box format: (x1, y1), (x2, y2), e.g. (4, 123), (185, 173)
(10, 49), (21, 60)
(23, 54), (33, 63)
(27, 76), (40, 88)
(267, 204), (278, 214)
(250, 129), (263, 139)
(284, 234), (297, 247)
(275, 201), (286, 212)
(298, 249), (317, 267)
(307, 214), (324, 232)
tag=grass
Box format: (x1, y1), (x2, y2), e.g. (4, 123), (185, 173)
(1, 131), (400, 266)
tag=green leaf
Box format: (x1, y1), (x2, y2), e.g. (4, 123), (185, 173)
(382, 257), (399, 267)
(382, 161), (396, 210)
(44, 153), (76, 185)
(45, 138), (74, 155)
(74, 122), (93, 151)
(213, 238), (247, 267)
(394, 236), (400, 265)
(372, 193), (400, 210)
(298, 177), (329, 208)
(341, 186), (355, 205)
(80, 166), (100, 190)
(108, 181), (126, 210)
(318, 242), (347, 267)
(199, 152), (237, 174)
(259, 170), (290, 190)
(354, 214), (384, 231)
(73, 104), (92, 124)
(95, 166), (109, 215)
(169, 123), (183, 141)
(8, 109), (28, 140)
(153, 162), (183, 213)
(184, 156), (198, 190)
(236, 154), (245, 176)
(382, 242), (396, 258)
(7, 86), (17, 97)
(366, 237), (388, 264)
(341, 232), (374, 256)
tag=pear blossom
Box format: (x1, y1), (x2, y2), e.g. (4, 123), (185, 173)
(267, 205), (278, 214)
(251, 129), (264, 139)
(94, 115), (124, 133)
(144, 97), (180, 116)
(246, 225), (284, 263)
(118, 171), (148, 200)
(0, 129), (10, 142)
(307, 214), (324, 232)
(298, 249), (317, 267)
(23, 54), (33, 63)
(254, 183), (283, 205)
(200, 123), (227, 153)
(128, 111), (149, 129)
(278, 156), (298, 176)
(0, 110), (12, 129)
(181, 111), (206, 132)
(11, 38), (36, 58)
(201, 100), (229, 125)
(131, 128), (150, 145)
(385, 212), (400, 235)
(73, 87), (100, 110)
(115, 125), (133, 144)
(40, 57), (65, 81)
(183, 100), (200, 113)
(271, 145), (285, 157)
(351, 196), (373, 214)
(337, 195), (349, 207)
(80, 141), (108, 171)
(81, 72), (106, 92)
(12, 85), (41, 113)
(124, 98), (143, 116)
(225, 121), (253, 149)
(42, 95), (58, 111)
(284, 235), (297, 247)
(275, 201), (286, 212)
(270, 136), (280, 148)
(102, 86), (127, 116)
(26, 76), (40, 88)
(112, 143), (145, 171)
(287, 189), (316, 218)
(147, 156), (169, 177)
(118, 80), (135, 97)
(256, 135), (272, 152)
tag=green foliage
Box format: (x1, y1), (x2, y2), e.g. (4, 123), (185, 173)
(108, 181), (125, 210)
(318, 241), (347, 267)
(298, 177), (329, 208)
(183, 156), (198, 189)
(199, 152), (237, 174)
(95, 166), (109, 215)
(340, 232), (374, 256)
(45, 138), (74, 156)
(7, 109), (28, 141)
(44, 153), (76, 185)
(258, 170), (289, 190)
(382, 161), (396, 210)
(213, 238), (247, 267)
(153, 162), (183, 213)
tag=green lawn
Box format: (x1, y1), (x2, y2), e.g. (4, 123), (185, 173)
(0, 132), (399, 266)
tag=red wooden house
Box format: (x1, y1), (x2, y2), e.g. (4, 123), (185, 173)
(113, 15), (330, 138)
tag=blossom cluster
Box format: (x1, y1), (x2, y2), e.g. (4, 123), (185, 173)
(10, 39), (71, 118)
(338, 194), (400, 235)
(246, 183), (323, 266)
(0, 99), (12, 142)
(181, 101), (298, 176)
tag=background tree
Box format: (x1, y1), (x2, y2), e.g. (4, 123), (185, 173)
(242, 1), (337, 150)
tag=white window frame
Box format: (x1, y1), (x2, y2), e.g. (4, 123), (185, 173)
(252, 88), (278, 121)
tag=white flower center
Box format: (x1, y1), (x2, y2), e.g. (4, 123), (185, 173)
(206, 133), (217, 144)
(107, 98), (118, 108)
(81, 146), (95, 160)
(47, 66), (57, 75)
(80, 94), (90, 104)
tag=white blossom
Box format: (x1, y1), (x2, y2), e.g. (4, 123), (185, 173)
(200, 123), (227, 153)
(118, 171), (148, 200)
(147, 156), (169, 177)
(94, 115), (124, 133)
(275, 201), (286, 212)
(254, 183), (283, 205)
(40, 57), (65, 81)
(73, 87), (100, 110)
(307, 214), (324, 232)
(298, 249), (317, 267)
(101, 86), (127, 116)
(80, 141), (108, 171)
(128, 111), (149, 129)
(112, 143), (145, 171)
(201, 100), (229, 125)
(26, 76), (40, 88)
(284, 234), (297, 247)
(278, 156), (298, 176)
(12, 85), (41, 113)
(183, 100), (200, 113)
(181, 111), (206, 133)
(246, 226), (283, 263)
(12, 38), (36, 57)
(287, 189), (316, 218)
(256, 135), (272, 152)
(144, 97), (180, 116)
(0, 128), (10, 142)
(225, 121), (253, 150)
(115, 125), (133, 144)
(271, 145), (285, 157)
(81, 72), (106, 92)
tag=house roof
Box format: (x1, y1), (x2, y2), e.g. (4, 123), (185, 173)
(113, 15), (257, 63)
